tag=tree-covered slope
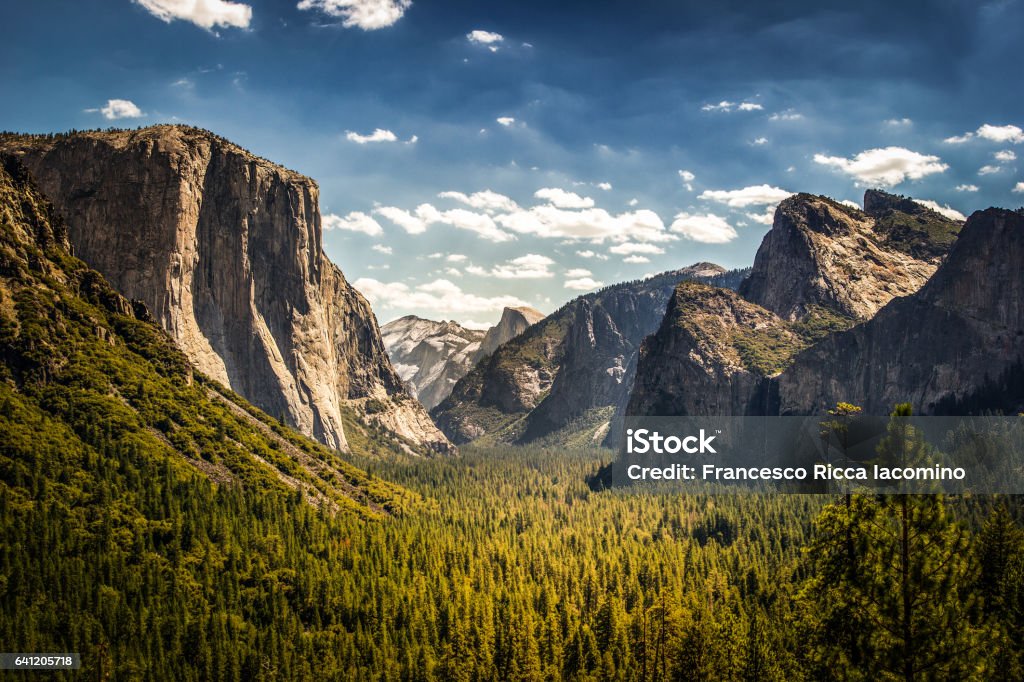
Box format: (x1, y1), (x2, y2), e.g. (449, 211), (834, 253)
(0, 155), (421, 678)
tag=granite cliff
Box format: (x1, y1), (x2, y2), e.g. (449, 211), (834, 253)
(627, 192), (1024, 419)
(431, 264), (749, 445)
(472, 306), (545, 363)
(0, 126), (451, 454)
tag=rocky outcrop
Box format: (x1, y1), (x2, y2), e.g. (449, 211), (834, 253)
(431, 264), (747, 445)
(381, 316), (485, 410)
(0, 126), (451, 453)
(776, 207), (1024, 415)
(472, 306), (545, 363)
(626, 282), (802, 417)
(738, 193), (958, 322)
(628, 197), (1021, 419)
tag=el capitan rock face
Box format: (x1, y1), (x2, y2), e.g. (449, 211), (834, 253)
(0, 125), (451, 453)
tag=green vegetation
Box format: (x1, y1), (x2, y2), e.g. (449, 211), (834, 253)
(872, 207), (963, 261)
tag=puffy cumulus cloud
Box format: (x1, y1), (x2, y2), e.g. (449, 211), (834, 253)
(744, 207), (777, 225)
(438, 190), (518, 214)
(496, 116), (516, 127)
(564, 277), (605, 291)
(1013, 182), (1024, 194)
(446, 253), (467, 262)
(597, 182), (612, 191)
(623, 255), (650, 264)
(355, 278), (529, 317)
(443, 267), (462, 277)
(701, 101), (761, 113)
(979, 165), (1002, 176)
(995, 150), (1017, 162)
(135, 0), (251, 30)
(955, 184), (980, 192)
(375, 204), (514, 242)
(534, 187), (595, 209)
(467, 29), (503, 44)
(608, 242), (665, 256)
(678, 170), (696, 191)
(699, 184), (793, 208)
(322, 211), (384, 236)
(813, 147), (948, 186)
(576, 250), (609, 260)
(670, 213), (738, 244)
(497, 206), (674, 244)
(945, 124), (1024, 145)
(297, 0), (410, 30)
(565, 268), (592, 278)
(840, 199), (862, 210)
(470, 254), (556, 279)
(914, 200), (966, 221)
(87, 99), (144, 120)
(345, 128), (398, 144)
(752, 137), (768, 146)
(371, 244), (393, 255)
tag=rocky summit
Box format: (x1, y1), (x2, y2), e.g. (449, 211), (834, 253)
(627, 191), (1022, 418)
(0, 126), (451, 454)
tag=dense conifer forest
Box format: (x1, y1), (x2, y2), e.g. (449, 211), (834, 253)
(2, 154), (1023, 679)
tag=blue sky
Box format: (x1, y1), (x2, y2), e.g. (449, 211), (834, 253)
(2, 0), (1023, 328)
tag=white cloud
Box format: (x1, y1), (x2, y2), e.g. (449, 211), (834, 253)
(914, 200), (966, 221)
(769, 110), (803, 121)
(1013, 182), (1024, 194)
(699, 184), (793, 208)
(576, 249), (609, 260)
(670, 213), (737, 244)
(438, 190), (518, 213)
(470, 254), (556, 279)
(496, 116), (516, 127)
(443, 267), (462, 277)
(467, 29), (503, 45)
(995, 150), (1017, 162)
(93, 99), (144, 120)
(135, 0), (251, 29)
(446, 253), (467, 262)
(322, 211), (384, 236)
(356, 278), (529, 316)
(628, 198), (639, 206)
(297, 0), (410, 30)
(813, 147), (948, 186)
(744, 207), (777, 225)
(955, 184), (979, 192)
(752, 137), (768, 146)
(885, 118), (913, 127)
(702, 101), (761, 113)
(979, 165), (1002, 176)
(565, 268), (592, 278)
(839, 199), (862, 210)
(345, 128), (398, 144)
(597, 182), (612, 191)
(534, 187), (595, 209)
(375, 204), (513, 241)
(608, 242), (665, 256)
(496, 205), (674, 243)
(564, 277), (604, 291)
(623, 255), (650, 264)
(371, 244), (393, 255)
(945, 124), (1024, 145)
(678, 169), (696, 191)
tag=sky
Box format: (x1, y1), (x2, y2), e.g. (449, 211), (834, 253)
(2, 0), (1023, 329)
